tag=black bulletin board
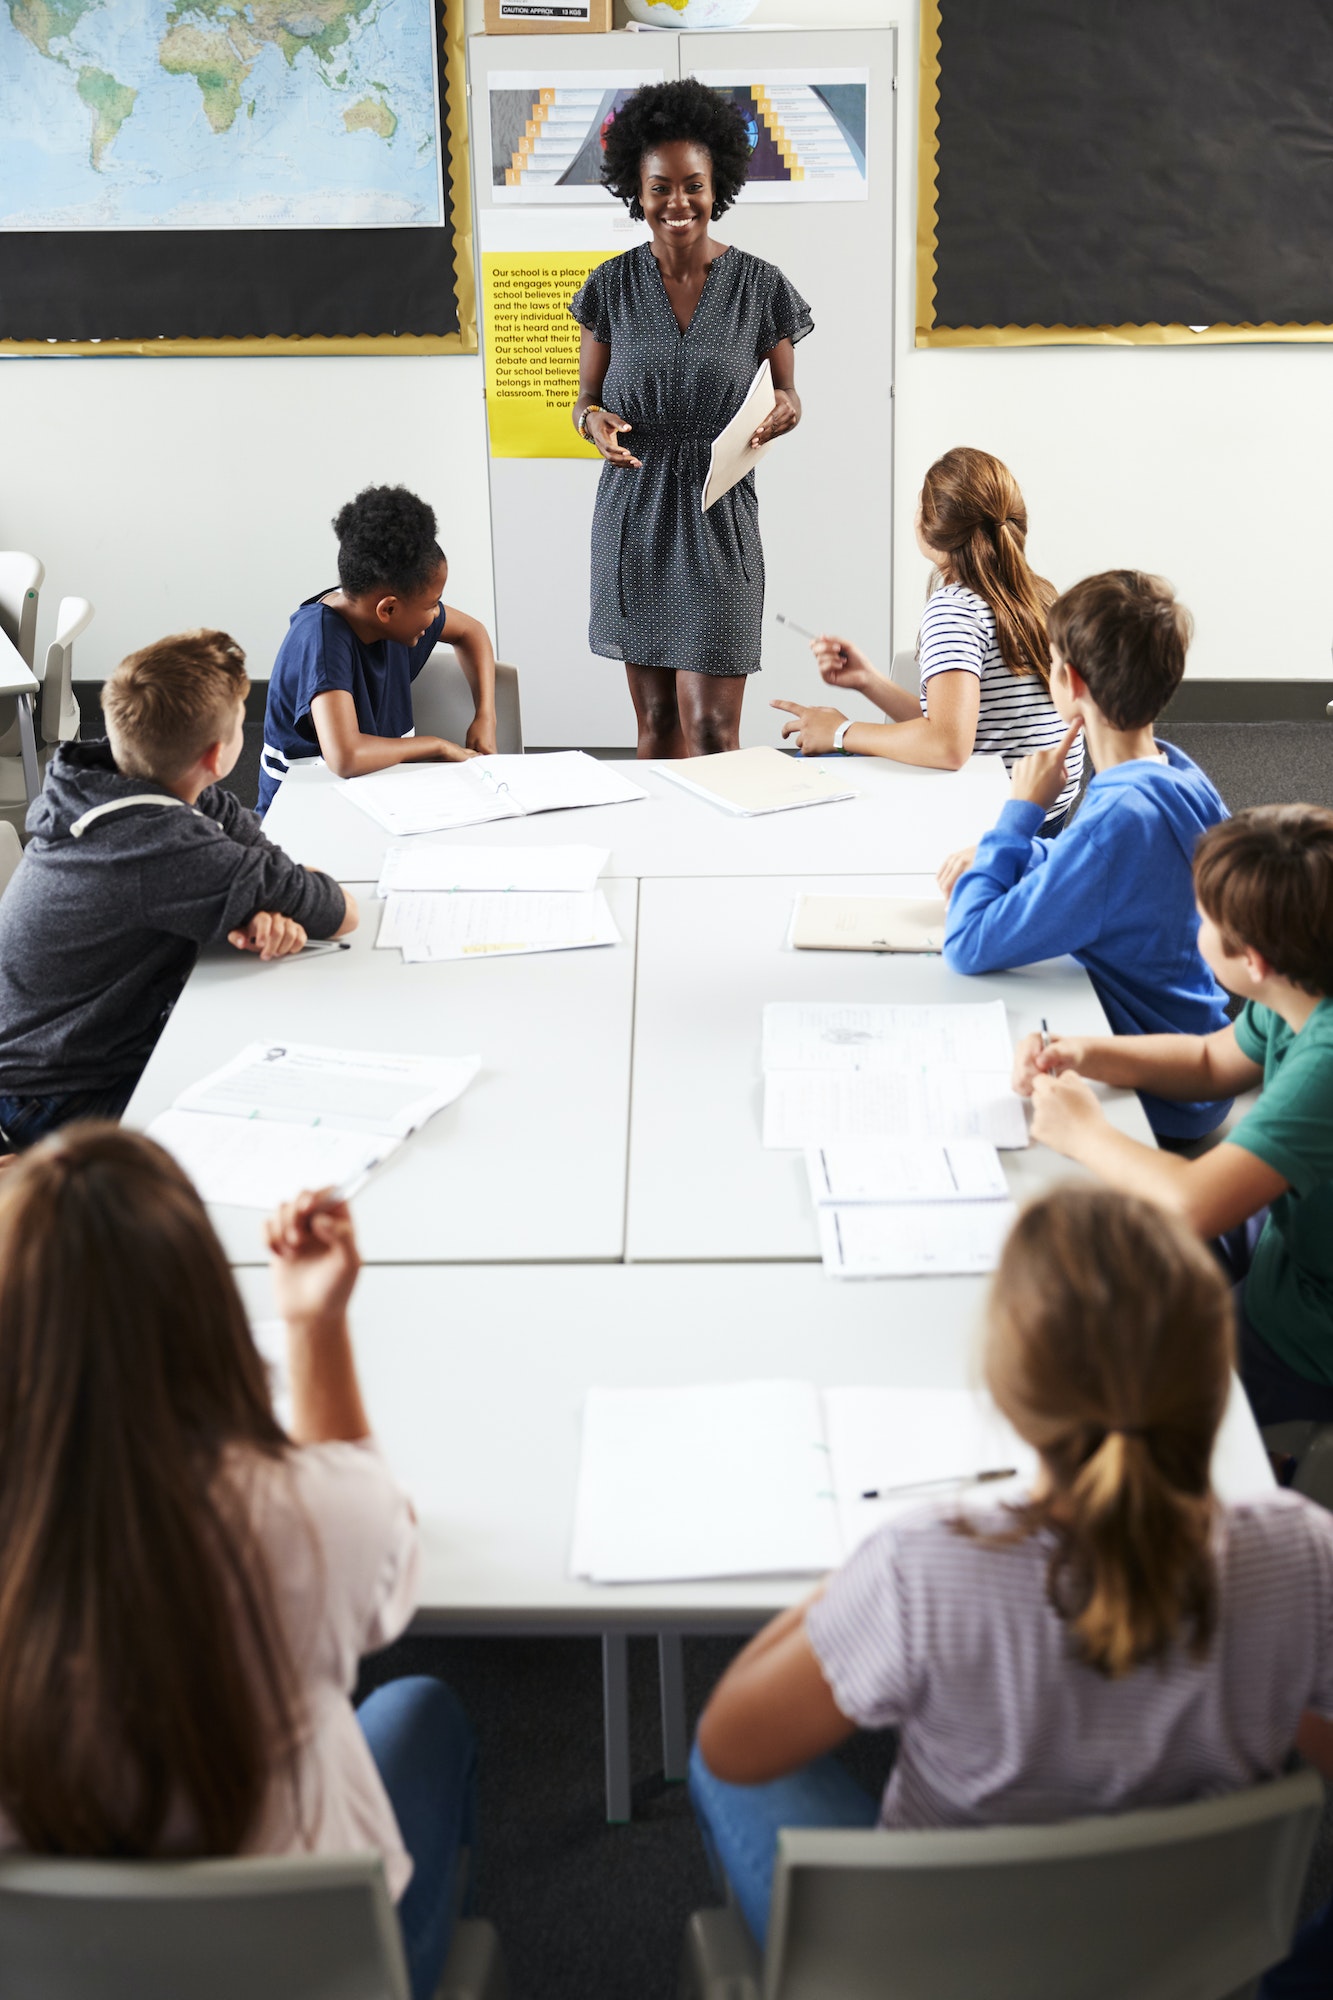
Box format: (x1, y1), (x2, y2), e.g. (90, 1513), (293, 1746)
(917, 0), (1333, 347)
(0, 0), (474, 357)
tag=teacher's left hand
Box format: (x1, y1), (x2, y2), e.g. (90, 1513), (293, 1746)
(751, 389), (801, 449)
(770, 701), (846, 754)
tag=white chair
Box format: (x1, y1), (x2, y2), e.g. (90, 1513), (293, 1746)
(678, 1769), (1324, 2000)
(0, 823), (22, 898)
(0, 596), (91, 811)
(412, 646), (523, 753)
(0, 552), (44, 774)
(0, 1850), (508, 2000)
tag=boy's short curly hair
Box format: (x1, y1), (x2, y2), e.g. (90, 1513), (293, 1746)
(600, 79), (752, 220)
(333, 485), (446, 599)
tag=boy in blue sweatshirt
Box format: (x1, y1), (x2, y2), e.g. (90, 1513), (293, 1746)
(939, 570), (1231, 1144)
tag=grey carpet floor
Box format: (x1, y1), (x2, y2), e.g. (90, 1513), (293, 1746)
(226, 711), (1331, 1998)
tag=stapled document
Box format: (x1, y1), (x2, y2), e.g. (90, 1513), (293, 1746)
(702, 358), (777, 512)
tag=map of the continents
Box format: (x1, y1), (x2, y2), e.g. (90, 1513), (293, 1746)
(0, 2), (443, 229)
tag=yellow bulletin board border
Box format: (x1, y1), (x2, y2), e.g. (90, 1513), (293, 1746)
(914, 0), (1333, 349)
(0, 0), (477, 359)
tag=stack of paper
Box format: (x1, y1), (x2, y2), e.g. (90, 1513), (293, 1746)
(570, 1380), (1036, 1583)
(761, 1000), (1029, 1151)
(340, 752), (646, 838)
(807, 1139), (1016, 1279)
(377, 890), (621, 963)
(147, 1041), (480, 1209)
(655, 745), (858, 817)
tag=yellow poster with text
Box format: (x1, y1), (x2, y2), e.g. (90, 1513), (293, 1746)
(483, 251), (615, 459)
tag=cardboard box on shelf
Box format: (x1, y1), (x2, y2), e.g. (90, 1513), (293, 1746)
(483, 0), (614, 31)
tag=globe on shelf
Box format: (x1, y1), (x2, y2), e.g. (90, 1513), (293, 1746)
(625, 0), (762, 28)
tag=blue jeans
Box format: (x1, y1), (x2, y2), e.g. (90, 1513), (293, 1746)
(0, 1080), (136, 1151)
(358, 1677), (478, 2000)
(688, 1739), (877, 1947)
(1262, 1901), (1333, 1996)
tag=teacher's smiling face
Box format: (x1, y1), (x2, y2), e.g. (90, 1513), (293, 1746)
(639, 140), (714, 248)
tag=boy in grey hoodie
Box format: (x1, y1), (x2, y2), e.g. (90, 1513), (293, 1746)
(0, 630), (356, 1149)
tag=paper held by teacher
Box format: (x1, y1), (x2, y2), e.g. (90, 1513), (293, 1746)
(702, 359), (776, 512)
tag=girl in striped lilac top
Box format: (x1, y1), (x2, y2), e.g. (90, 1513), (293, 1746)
(689, 1188), (1333, 1992)
(771, 447), (1084, 829)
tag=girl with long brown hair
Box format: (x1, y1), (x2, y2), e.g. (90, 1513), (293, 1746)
(688, 1188), (1333, 1987)
(771, 446), (1084, 829)
(0, 1125), (477, 2000)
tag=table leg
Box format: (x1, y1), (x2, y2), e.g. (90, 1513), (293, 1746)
(15, 694), (39, 806)
(659, 1630), (688, 1782)
(602, 1630), (631, 1823)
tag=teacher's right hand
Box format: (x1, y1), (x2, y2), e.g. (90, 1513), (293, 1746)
(586, 408), (642, 469)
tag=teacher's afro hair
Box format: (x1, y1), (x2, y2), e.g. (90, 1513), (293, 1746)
(601, 79), (752, 220)
(332, 484), (446, 599)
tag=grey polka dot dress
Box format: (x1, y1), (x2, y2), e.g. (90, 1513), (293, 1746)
(570, 244), (813, 676)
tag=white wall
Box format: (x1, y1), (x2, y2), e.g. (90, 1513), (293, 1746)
(4, 0), (1329, 690)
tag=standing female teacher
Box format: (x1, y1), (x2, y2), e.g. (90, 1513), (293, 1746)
(570, 80), (813, 758)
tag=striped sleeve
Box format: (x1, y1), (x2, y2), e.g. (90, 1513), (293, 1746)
(806, 1523), (919, 1730)
(917, 587), (987, 687)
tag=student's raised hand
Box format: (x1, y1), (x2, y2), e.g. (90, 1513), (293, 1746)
(1029, 1070), (1104, 1156)
(229, 911), (308, 960)
(1012, 1031), (1089, 1096)
(586, 408), (642, 469)
(265, 1191), (361, 1328)
(770, 701), (847, 754)
(937, 845), (977, 901)
(811, 634), (874, 694)
(465, 711), (497, 756)
(1009, 720), (1083, 811)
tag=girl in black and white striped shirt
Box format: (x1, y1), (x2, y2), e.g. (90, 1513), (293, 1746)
(772, 447), (1083, 829)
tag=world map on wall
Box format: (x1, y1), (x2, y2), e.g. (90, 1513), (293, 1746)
(0, 0), (443, 230)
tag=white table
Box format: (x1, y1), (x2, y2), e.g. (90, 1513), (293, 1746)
(0, 626), (41, 804)
(259, 753), (1011, 883)
(125, 877), (639, 1267)
(234, 1261), (1275, 1816)
(626, 874), (1153, 1263)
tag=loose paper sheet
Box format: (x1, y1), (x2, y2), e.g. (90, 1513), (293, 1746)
(174, 1042), (481, 1138)
(376, 843), (609, 897)
(822, 1386), (1037, 1558)
(764, 1068), (1029, 1151)
(818, 1199), (1018, 1279)
(702, 360), (777, 512)
(763, 1000), (1015, 1073)
(379, 889), (621, 962)
(806, 1139), (1009, 1205)
(147, 1111), (399, 1212)
(570, 1381), (841, 1583)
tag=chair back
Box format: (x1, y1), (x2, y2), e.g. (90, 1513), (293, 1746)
(0, 553), (44, 669)
(412, 646), (523, 753)
(0, 1850), (411, 2000)
(763, 1770), (1324, 2000)
(40, 597), (92, 748)
(0, 823), (22, 897)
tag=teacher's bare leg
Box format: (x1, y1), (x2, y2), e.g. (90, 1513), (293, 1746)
(627, 664), (687, 760)
(677, 672), (746, 758)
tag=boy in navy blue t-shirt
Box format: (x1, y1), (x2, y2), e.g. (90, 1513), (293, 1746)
(259, 484), (497, 814)
(939, 570), (1232, 1145)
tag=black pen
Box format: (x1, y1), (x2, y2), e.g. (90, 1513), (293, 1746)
(860, 1467), (1019, 1501)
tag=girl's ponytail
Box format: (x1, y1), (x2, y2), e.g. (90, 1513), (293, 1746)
(920, 449), (1055, 683)
(978, 1189), (1232, 1679)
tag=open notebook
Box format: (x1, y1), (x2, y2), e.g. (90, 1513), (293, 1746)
(340, 752), (646, 838)
(762, 1001), (1029, 1151)
(147, 1041), (479, 1209)
(571, 1382), (1038, 1583)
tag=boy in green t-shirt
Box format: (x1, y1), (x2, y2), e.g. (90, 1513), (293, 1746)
(1010, 804), (1333, 1424)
